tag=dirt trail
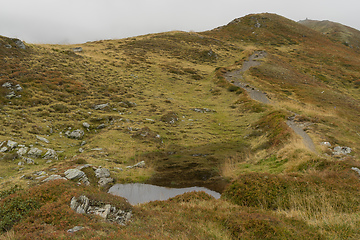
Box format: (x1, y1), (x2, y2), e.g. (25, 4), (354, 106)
(224, 51), (317, 153)
(225, 51), (271, 104)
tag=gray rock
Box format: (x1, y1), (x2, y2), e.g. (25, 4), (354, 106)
(80, 175), (91, 186)
(78, 148), (84, 153)
(321, 142), (332, 147)
(14, 84), (22, 91)
(13, 39), (26, 49)
(97, 124), (106, 129)
(333, 146), (352, 155)
(42, 175), (67, 182)
(5, 91), (16, 99)
(43, 149), (58, 160)
(4, 44), (11, 49)
(65, 129), (84, 139)
(2, 82), (12, 88)
(98, 177), (114, 187)
(0, 147), (8, 153)
(91, 148), (103, 151)
(36, 135), (50, 144)
(64, 169), (85, 180)
(22, 157), (34, 164)
(27, 147), (43, 158)
(96, 204), (111, 219)
(77, 164), (92, 170)
(72, 47), (83, 52)
(70, 195), (90, 214)
(67, 226), (83, 233)
(70, 195), (132, 225)
(126, 161), (145, 169)
(94, 103), (109, 110)
(95, 168), (110, 178)
(7, 140), (18, 149)
(17, 147), (28, 156)
(81, 141), (87, 146)
(34, 170), (47, 176)
(82, 122), (90, 128)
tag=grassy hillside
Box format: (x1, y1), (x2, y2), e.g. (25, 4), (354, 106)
(299, 19), (360, 51)
(1, 13), (360, 239)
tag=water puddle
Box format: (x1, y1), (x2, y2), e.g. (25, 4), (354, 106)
(108, 183), (221, 205)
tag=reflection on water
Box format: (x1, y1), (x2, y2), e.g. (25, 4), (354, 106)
(108, 183), (221, 205)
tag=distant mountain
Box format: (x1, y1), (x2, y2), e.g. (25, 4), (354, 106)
(299, 19), (360, 50)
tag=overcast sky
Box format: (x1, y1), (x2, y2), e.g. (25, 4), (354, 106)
(0, 0), (359, 44)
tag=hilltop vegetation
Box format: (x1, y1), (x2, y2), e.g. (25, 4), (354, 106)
(299, 19), (360, 51)
(1, 13), (360, 239)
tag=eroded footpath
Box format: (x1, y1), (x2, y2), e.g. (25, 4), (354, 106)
(224, 51), (317, 153)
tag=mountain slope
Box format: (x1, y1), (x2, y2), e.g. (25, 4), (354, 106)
(299, 19), (360, 50)
(1, 13), (360, 239)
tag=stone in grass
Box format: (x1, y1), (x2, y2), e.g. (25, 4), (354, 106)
(42, 175), (67, 182)
(17, 147), (28, 156)
(7, 140), (18, 149)
(94, 168), (110, 178)
(67, 226), (84, 233)
(64, 169), (85, 180)
(98, 177), (114, 187)
(27, 147), (43, 158)
(70, 195), (89, 214)
(65, 129), (85, 139)
(43, 149), (58, 160)
(36, 135), (50, 144)
(94, 103), (109, 110)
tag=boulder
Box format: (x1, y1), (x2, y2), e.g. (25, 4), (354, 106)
(65, 129), (84, 139)
(42, 175), (67, 182)
(97, 124), (106, 129)
(17, 147), (28, 156)
(94, 103), (109, 110)
(126, 161), (145, 169)
(98, 177), (114, 187)
(22, 157), (34, 164)
(14, 84), (22, 91)
(93, 204), (111, 219)
(321, 142), (332, 147)
(27, 147), (43, 158)
(72, 47), (83, 52)
(70, 195), (90, 214)
(71, 195), (132, 225)
(5, 91), (16, 99)
(333, 146), (352, 155)
(95, 168), (110, 178)
(36, 135), (50, 144)
(67, 226), (83, 233)
(13, 39), (26, 49)
(64, 169), (85, 180)
(43, 149), (58, 160)
(82, 122), (90, 128)
(0, 147), (8, 153)
(2, 82), (12, 88)
(7, 140), (18, 149)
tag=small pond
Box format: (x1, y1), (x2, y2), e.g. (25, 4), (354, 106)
(108, 183), (221, 205)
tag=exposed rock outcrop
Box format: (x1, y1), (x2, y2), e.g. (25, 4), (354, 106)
(27, 147), (43, 158)
(70, 195), (132, 225)
(65, 129), (85, 139)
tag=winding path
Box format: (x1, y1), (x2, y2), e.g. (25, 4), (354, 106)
(224, 51), (317, 153)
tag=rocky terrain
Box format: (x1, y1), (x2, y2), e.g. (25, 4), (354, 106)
(1, 13), (360, 239)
